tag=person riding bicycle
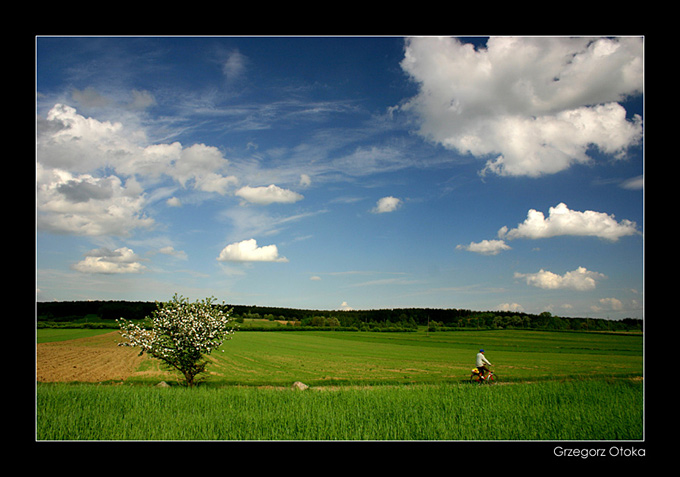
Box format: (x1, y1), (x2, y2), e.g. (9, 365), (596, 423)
(476, 349), (492, 380)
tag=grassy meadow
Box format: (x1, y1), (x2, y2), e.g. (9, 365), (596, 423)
(36, 328), (644, 441)
(36, 328), (113, 343)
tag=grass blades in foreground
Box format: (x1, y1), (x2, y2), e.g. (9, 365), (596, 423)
(37, 379), (642, 441)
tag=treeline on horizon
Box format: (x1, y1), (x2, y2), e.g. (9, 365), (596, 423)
(36, 300), (643, 332)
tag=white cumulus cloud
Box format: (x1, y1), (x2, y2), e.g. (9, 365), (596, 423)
(158, 246), (188, 260)
(72, 247), (146, 274)
(399, 36), (643, 177)
(36, 164), (153, 237)
(299, 174), (312, 187)
(37, 104), (238, 237)
(166, 197), (182, 207)
(169, 143), (237, 195)
(498, 202), (639, 242)
(372, 196), (402, 213)
(515, 266), (606, 290)
(457, 239), (511, 255)
(497, 303), (524, 312)
(217, 239), (288, 262)
(235, 184), (304, 205)
(597, 297), (624, 311)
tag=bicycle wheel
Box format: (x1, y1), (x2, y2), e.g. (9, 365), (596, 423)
(470, 373), (482, 384)
(486, 373), (496, 384)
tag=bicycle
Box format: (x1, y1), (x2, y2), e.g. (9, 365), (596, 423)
(470, 367), (496, 384)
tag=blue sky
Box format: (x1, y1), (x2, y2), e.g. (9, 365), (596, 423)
(36, 36), (644, 319)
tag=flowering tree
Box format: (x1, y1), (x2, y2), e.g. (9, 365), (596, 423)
(117, 294), (235, 387)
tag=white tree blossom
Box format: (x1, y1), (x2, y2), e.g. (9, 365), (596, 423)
(117, 294), (235, 386)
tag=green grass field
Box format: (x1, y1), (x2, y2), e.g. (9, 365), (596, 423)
(36, 328), (113, 343)
(36, 328), (644, 441)
(192, 328), (642, 386)
(36, 379), (642, 440)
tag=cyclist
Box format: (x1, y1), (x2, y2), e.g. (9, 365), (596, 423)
(476, 349), (492, 380)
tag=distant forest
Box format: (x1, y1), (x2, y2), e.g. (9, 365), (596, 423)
(36, 300), (643, 332)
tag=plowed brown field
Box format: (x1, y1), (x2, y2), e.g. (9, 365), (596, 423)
(36, 331), (152, 383)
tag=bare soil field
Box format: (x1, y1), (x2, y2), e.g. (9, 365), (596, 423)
(36, 331), (148, 383)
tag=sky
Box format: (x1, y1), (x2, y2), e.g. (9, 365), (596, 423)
(35, 36), (644, 319)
